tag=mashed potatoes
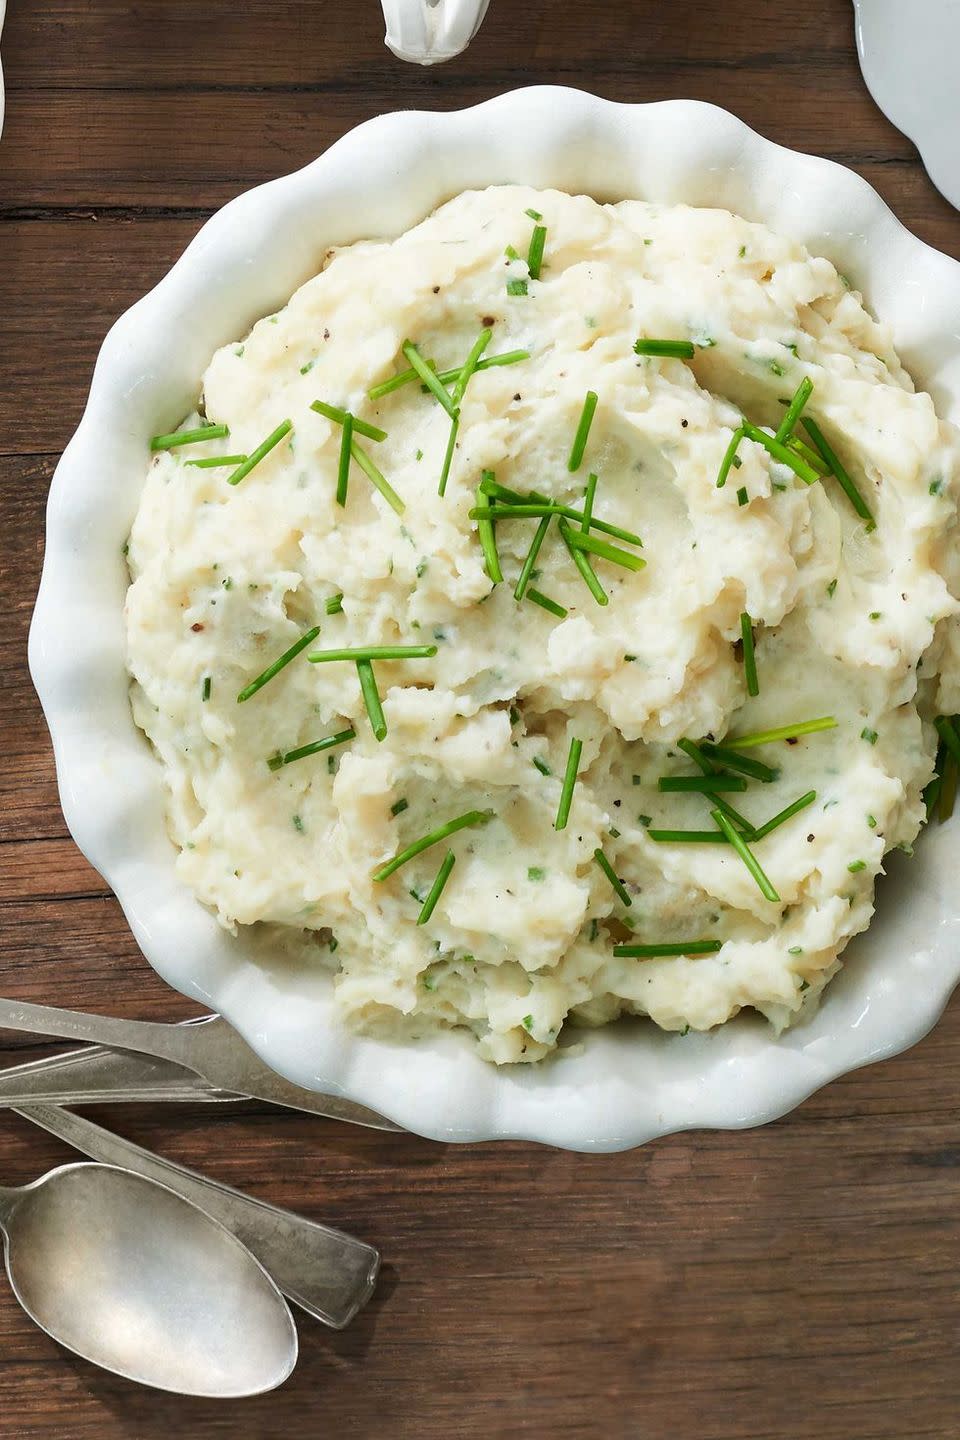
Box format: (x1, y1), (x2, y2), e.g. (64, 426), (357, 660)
(125, 186), (960, 1062)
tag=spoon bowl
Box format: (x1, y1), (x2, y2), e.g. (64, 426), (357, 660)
(0, 1162), (298, 1396)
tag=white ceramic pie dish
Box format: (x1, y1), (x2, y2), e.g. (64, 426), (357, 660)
(29, 87), (960, 1152)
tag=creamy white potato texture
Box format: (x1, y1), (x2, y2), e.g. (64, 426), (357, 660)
(126, 186), (960, 1063)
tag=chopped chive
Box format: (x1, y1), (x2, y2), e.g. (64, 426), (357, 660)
(266, 727), (356, 771)
(458, 350), (529, 377)
(533, 756), (552, 776)
(477, 476), (643, 546)
(527, 224), (547, 281)
(560, 522), (646, 572)
(505, 244), (520, 260)
(633, 339), (696, 358)
(773, 376), (814, 443)
(185, 453), (248, 468)
(460, 349), (529, 377)
(593, 848), (632, 906)
(712, 795), (757, 837)
(438, 413), (459, 497)
(506, 279), (529, 297)
(237, 624), (321, 703)
(475, 475), (503, 584)
(582, 472), (598, 530)
(787, 436), (828, 475)
(613, 940), (721, 957)
(527, 588), (567, 618)
(325, 592), (344, 615)
(568, 391), (599, 472)
(676, 738), (715, 775)
(742, 422), (819, 485)
(847, 859), (866, 874)
(469, 503), (562, 521)
(737, 486), (749, 506)
(336, 411), (353, 507)
(226, 419), (292, 486)
(524, 207), (543, 222)
(555, 737), (583, 831)
(391, 797), (409, 817)
(711, 809), (780, 902)
(751, 790), (817, 841)
(801, 418), (875, 525)
(730, 716), (837, 748)
(310, 400), (386, 443)
(350, 438), (405, 514)
(647, 829), (729, 844)
(527, 866), (546, 882)
(740, 612), (759, 697)
(561, 524), (608, 606)
(514, 515), (552, 602)
(308, 645), (437, 663)
(373, 808), (494, 882)
(470, 506), (644, 555)
(940, 754), (957, 822)
(368, 350), (528, 401)
(400, 340), (458, 418)
(658, 774), (748, 793)
(698, 743), (779, 782)
(925, 774), (943, 818)
(451, 328), (493, 406)
(716, 425), (745, 488)
(934, 715), (960, 768)
(151, 423), (229, 452)
(861, 726), (878, 745)
(356, 660), (386, 742)
(827, 578), (838, 598)
(417, 851), (456, 924)
(201, 676), (211, 702)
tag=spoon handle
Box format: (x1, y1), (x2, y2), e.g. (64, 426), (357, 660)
(17, 1105), (379, 1330)
(0, 998), (192, 1067)
(0, 1042), (240, 1106)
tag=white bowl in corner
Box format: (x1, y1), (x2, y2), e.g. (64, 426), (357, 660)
(853, 0), (960, 215)
(29, 88), (960, 1152)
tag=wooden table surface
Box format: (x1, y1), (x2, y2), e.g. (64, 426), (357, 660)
(2, 1), (960, 1435)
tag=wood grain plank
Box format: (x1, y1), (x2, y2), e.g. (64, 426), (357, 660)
(0, 840), (108, 901)
(0, 75), (918, 214)
(0, 0), (867, 93)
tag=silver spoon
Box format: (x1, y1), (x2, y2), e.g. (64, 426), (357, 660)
(0, 1160), (298, 1395)
(17, 1102), (379, 1328)
(0, 1000), (400, 1129)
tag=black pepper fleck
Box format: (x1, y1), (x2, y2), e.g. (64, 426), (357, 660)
(323, 328), (330, 340)
(807, 834), (815, 842)
(432, 285), (440, 294)
(681, 419), (688, 428)
(513, 393), (522, 402)
(482, 315), (496, 328)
